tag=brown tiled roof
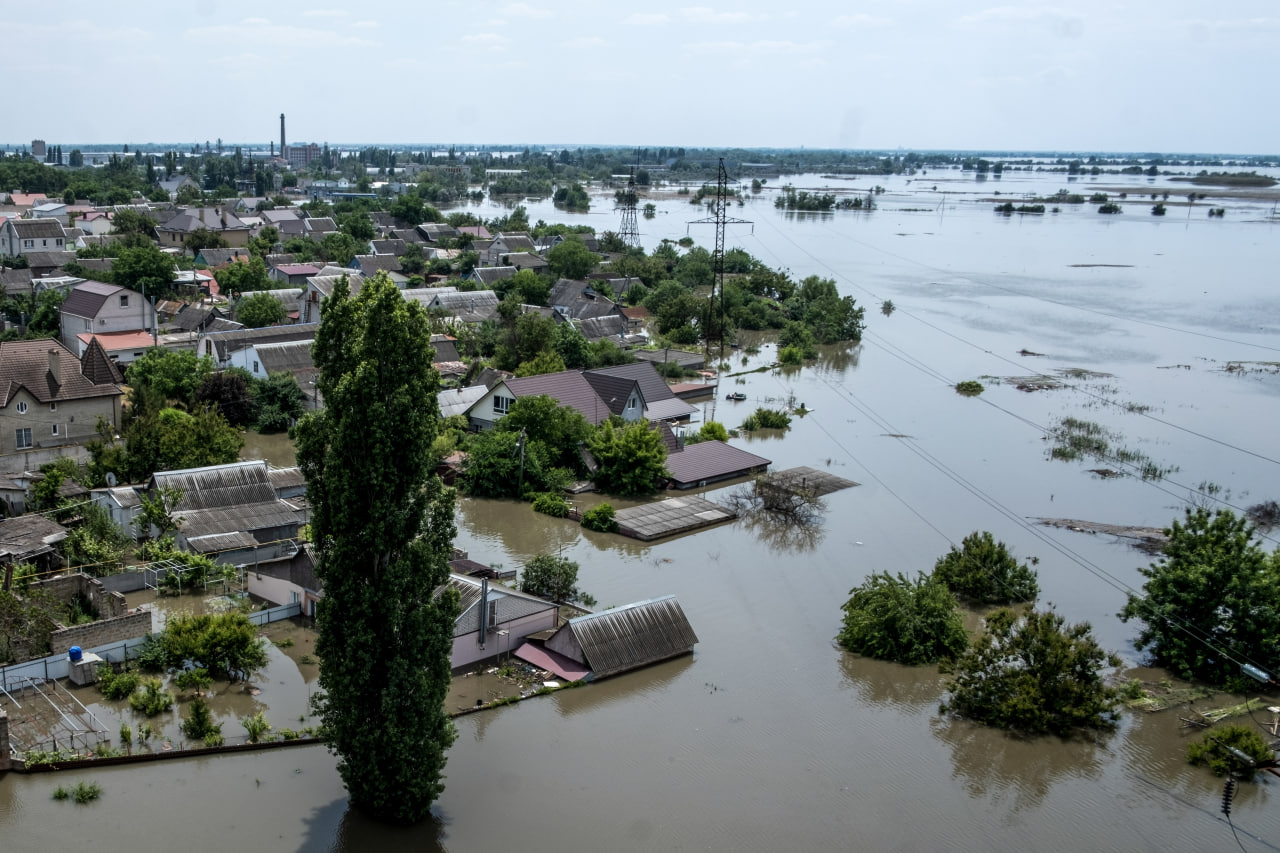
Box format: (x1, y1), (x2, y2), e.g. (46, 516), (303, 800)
(665, 441), (771, 486)
(504, 370), (613, 425)
(0, 338), (122, 405)
(80, 337), (124, 385)
(62, 281), (125, 319)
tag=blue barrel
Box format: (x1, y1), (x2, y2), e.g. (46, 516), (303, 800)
(68, 646), (83, 662)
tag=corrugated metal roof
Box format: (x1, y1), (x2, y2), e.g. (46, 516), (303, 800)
(645, 397), (699, 421)
(434, 573), (557, 637)
(151, 460), (277, 510)
(439, 385), (488, 418)
(568, 596), (698, 679)
(665, 441), (771, 487)
(0, 514), (67, 559)
(267, 466), (306, 492)
(178, 501), (300, 539)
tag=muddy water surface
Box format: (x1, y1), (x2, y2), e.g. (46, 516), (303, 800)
(5, 172), (1280, 851)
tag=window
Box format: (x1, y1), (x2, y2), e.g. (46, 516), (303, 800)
(120, 294), (129, 308)
(494, 395), (515, 415)
(49, 402), (56, 412)
(84, 319), (91, 331)
(16, 402), (27, 414)
(23, 239), (32, 248)
(51, 424), (59, 437)
(15, 428), (31, 450)
(253, 360), (260, 374)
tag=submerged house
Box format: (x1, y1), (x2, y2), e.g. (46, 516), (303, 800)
(439, 573), (560, 670)
(148, 461), (301, 566)
(518, 595), (698, 682)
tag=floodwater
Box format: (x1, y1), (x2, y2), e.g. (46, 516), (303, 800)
(6, 170), (1280, 851)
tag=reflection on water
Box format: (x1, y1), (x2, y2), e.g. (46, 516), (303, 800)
(931, 716), (1109, 814)
(837, 650), (948, 710)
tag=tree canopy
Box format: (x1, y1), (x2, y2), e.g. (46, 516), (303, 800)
(294, 271), (458, 824)
(546, 239), (599, 280)
(520, 554), (593, 605)
(586, 419), (669, 496)
(838, 572), (968, 665)
(1120, 508), (1280, 686)
(237, 291), (287, 328)
(932, 531), (1039, 605)
(941, 608), (1121, 737)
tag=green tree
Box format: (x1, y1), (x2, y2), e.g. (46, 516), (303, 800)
(515, 350), (567, 377)
(1186, 724), (1274, 779)
(293, 272), (459, 824)
(27, 289), (65, 337)
(1120, 508), (1280, 686)
(586, 420), (669, 496)
(941, 608), (1121, 736)
(520, 554), (592, 604)
(837, 572), (968, 665)
(320, 231), (360, 266)
(546, 239), (599, 280)
(112, 245), (176, 298)
(254, 372), (306, 432)
(216, 257), (270, 301)
(237, 291), (287, 328)
(193, 370), (255, 427)
(183, 228), (229, 255)
(126, 349), (214, 406)
(933, 531), (1039, 605)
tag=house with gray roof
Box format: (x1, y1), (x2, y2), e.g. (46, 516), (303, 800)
(302, 270), (365, 323)
(485, 233), (537, 264)
(148, 460), (301, 566)
(197, 322), (318, 367)
(349, 254), (405, 279)
(370, 238), (407, 256)
(195, 247), (251, 267)
(427, 289), (499, 324)
(468, 265), (517, 288)
(156, 207), (251, 249)
(534, 595), (698, 681)
(437, 573), (559, 670)
(416, 222), (459, 244)
(548, 278), (625, 322)
(0, 218), (67, 257)
(502, 252), (549, 273)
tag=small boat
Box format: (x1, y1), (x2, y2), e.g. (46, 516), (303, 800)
(726, 392), (747, 401)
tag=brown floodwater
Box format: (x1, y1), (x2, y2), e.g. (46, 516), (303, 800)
(5, 171), (1280, 851)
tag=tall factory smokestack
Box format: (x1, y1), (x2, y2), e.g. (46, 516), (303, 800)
(280, 113), (286, 156)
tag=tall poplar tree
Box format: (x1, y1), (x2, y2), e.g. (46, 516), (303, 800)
(294, 271), (459, 824)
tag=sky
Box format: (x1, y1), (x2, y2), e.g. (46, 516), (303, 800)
(7, 1), (1278, 154)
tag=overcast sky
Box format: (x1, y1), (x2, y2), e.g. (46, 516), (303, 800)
(8, 1), (1277, 154)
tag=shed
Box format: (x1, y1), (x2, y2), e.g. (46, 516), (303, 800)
(542, 595), (698, 680)
(0, 513), (67, 577)
(665, 441), (771, 489)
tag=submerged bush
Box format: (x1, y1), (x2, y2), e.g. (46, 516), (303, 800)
(1187, 724), (1272, 779)
(531, 492), (571, 518)
(581, 503), (618, 533)
(129, 679), (174, 716)
(954, 380), (984, 396)
(933, 531), (1039, 605)
(838, 572), (968, 665)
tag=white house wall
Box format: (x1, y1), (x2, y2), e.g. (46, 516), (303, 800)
(450, 607), (558, 670)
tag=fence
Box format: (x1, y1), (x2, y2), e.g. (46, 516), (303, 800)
(1, 602), (303, 692)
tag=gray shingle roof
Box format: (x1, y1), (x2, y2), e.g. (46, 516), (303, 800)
(503, 370), (613, 425)
(8, 219), (66, 239)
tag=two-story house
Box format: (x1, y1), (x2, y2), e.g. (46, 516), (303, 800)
(0, 218), (67, 258)
(60, 281), (155, 355)
(0, 338), (123, 463)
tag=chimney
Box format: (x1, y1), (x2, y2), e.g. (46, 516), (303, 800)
(47, 347), (61, 386)
(478, 577), (489, 648)
(280, 113), (286, 156)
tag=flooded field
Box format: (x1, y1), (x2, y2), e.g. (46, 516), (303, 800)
(5, 170), (1280, 851)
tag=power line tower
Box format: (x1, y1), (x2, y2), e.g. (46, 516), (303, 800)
(689, 157), (752, 421)
(617, 165), (640, 249)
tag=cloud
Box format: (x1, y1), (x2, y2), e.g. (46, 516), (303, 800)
(684, 39), (827, 57)
(833, 13), (891, 29)
(353, 20), (378, 28)
(303, 9), (346, 16)
(187, 22), (374, 48)
(501, 3), (552, 18)
(680, 7), (764, 24)
(562, 36), (609, 49)
(624, 13), (669, 26)
(954, 5), (1082, 36)
(461, 32), (510, 50)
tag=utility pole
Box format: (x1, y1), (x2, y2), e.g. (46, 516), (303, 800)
(689, 158), (752, 422)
